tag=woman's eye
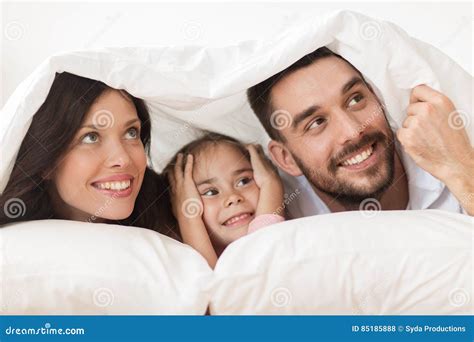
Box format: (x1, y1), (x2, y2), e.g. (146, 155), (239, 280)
(202, 189), (218, 196)
(348, 94), (364, 107)
(307, 117), (326, 130)
(81, 132), (99, 144)
(125, 127), (140, 140)
(237, 177), (253, 187)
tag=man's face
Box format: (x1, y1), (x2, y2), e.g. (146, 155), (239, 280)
(270, 56), (395, 204)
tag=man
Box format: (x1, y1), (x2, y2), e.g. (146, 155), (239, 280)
(247, 47), (473, 217)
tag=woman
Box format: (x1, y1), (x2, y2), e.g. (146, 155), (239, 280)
(0, 72), (176, 238)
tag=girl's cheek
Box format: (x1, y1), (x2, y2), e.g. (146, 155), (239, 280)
(202, 199), (219, 226)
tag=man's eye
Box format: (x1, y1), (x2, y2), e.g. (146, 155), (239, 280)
(202, 189), (218, 196)
(307, 117), (326, 130)
(348, 94), (364, 107)
(81, 132), (99, 144)
(125, 127), (140, 140)
(237, 177), (253, 187)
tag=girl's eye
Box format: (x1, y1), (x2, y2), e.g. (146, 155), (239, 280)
(202, 189), (218, 197)
(125, 127), (140, 140)
(237, 177), (253, 187)
(307, 117), (326, 131)
(81, 132), (99, 144)
(348, 94), (364, 107)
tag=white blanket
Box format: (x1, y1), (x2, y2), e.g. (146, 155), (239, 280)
(1, 10), (472, 193)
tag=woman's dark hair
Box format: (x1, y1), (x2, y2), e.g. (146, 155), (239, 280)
(0, 72), (178, 239)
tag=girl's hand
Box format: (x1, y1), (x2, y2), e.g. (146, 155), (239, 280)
(167, 153), (218, 268)
(246, 144), (284, 216)
(246, 144), (281, 189)
(168, 153), (203, 222)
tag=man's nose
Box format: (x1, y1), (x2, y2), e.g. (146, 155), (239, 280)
(335, 110), (364, 145)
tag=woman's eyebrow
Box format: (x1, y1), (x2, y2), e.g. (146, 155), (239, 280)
(80, 118), (140, 130)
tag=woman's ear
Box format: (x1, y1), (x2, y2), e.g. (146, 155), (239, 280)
(268, 140), (303, 177)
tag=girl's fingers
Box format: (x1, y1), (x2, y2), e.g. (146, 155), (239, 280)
(184, 154), (195, 186)
(184, 154), (194, 181)
(246, 144), (258, 163)
(174, 153), (184, 182)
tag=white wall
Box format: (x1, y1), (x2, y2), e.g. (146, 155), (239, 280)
(1, 1), (472, 107)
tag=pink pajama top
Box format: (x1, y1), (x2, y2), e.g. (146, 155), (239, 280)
(247, 214), (285, 234)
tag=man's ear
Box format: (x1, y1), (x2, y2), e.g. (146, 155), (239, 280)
(268, 140), (303, 177)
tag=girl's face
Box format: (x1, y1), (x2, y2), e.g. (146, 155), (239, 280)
(193, 143), (260, 251)
(49, 89), (147, 222)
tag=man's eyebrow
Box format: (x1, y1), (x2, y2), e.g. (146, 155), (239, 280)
(341, 76), (364, 95)
(290, 76), (365, 130)
(80, 118), (140, 130)
(292, 104), (321, 130)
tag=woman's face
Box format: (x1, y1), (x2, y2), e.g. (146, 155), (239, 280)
(49, 89), (147, 222)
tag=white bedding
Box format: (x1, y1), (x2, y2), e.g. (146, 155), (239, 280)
(0, 10), (472, 193)
(1, 210), (471, 315)
(0, 10), (473, 315)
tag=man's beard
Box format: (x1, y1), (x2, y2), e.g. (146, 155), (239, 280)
(293, 131), (396, 207)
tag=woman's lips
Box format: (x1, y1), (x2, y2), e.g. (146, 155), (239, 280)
(222, 212), (254, 228)
(91, 178), (134, 198)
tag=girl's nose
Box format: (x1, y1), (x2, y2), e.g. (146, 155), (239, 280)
(225, 193), (244, 207)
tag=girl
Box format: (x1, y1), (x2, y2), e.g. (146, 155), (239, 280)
(165, 132), (285, 268)
(0, 72), (175, 238)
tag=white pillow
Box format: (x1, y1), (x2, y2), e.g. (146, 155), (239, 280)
(0, 220), (213, 314)
(1, 211), (471, 315)
(210, 210), (473, 315)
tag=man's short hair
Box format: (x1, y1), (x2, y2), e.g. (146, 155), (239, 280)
(247, 47), (362, 142)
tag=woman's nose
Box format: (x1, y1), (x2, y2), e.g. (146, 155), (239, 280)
(104, 143), (132, 169)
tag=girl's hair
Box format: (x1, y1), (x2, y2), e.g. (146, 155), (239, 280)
(0, 72), (178, 239)
(162, 131), (250, 236)
(163, 131), (249, 175)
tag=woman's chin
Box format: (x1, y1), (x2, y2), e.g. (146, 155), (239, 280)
(91, 207), (134, 222)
